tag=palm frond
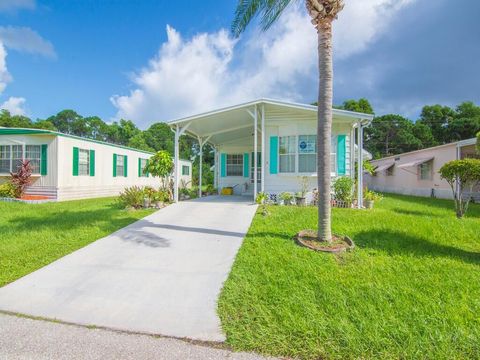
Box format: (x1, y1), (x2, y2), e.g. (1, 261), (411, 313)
(231, 0), (296, 37)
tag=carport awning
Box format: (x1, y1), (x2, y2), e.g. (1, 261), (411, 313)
(397, 157), (434, 168)
(374, 162), (395, 172)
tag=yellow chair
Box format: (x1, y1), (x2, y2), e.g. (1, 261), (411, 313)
(221, 187), (234, 195)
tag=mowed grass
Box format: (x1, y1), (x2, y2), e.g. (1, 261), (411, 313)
(0, 197), (154, 287)
(218, 194), (480, 359)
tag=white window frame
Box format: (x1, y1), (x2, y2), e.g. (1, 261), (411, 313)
(279, 136), (296, 173)
(226, 154), (243, 177)
(419, 161), (432, 180)
(116, 155), (125, 177)
(0, 144), (42, 175)
(78, 148), (90, 176)
(182, 164), (190, 176)
(140, 158), (148, 177)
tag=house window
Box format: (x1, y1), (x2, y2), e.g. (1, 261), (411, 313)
(226, 154), (243, 176)
(12, 145), (23, 172)
(0, 145), (11, 173)
(139, 158), (148, 177)
(116, 155), (125, 177)
(298, 135), (316, 173)
(182, 165), (190, 176)
(25, 145), (41, 174)
(279, 136), (296, 173)
(419, 161), (432, 180)
(78, 149), (90, 176)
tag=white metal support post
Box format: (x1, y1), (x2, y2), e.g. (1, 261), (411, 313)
(213, 146), (217, 190)
(261, 104), (265, 193)
(357, 121), (364, 208)
(253, 105), (258, 200)
(198, 137), (203, 198)
(174, 126), (180, 203)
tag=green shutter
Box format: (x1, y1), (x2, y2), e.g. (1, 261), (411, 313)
(124, 155), (128, 177)
(72, 147), (79, 176)
(138, 158), (142, 177)
(220, 153), (226, 177)
(243, 153), (249, 177)
(41, 144), (47, 175)
(89, 150), (95, 176)
(113, 154), (117, 177)
(269, 136), (278, 174)
(337, 135), (346, 175)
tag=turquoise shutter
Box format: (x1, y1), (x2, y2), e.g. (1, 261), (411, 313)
(72, 147), (79, 176)
(220, 153), (226, 177)
(89, 150), (95, 176)
(269, 136), (278, 174)
(40, 144), (47, 176)
(337, 135), (346, 175)
(124, 155), (128, 177)
(138, 158), (141, 177)
(243, 153), (249, 177)
(113, 154), (117, 177)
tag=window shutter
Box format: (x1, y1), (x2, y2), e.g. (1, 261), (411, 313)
(113, 154), (117, 177)
(124, 155), (128, 177)
(89, 150), (95, 176)
(220, 153), (226, 177)
(269, 136), (278, 174)
(138, 158), (141, 177)
(72, 147), (79, 176)
(41, 144), (47, 176)
(337, 135), (346, 175)
(243, 153), (249, 177)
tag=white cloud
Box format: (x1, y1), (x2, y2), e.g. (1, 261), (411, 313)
(0, 0), (35, 13)
(111, 0), (416, 127)
(1, 96), (27, 115)
(0, 26), (56, 58)
(0, 42), (12, 95)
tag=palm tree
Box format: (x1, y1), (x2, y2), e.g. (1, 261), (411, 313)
(232, 0), (344, 242)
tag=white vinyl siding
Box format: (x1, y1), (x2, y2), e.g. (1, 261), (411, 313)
(226, 154), (243, 176)
(78, 148), (90, 176)
(279, 136), (296, 173)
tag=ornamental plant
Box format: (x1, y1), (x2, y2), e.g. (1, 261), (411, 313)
(439, 159), (480, 218)
(333, 176), (355, 202)
(0, 182), (17, 198)
(10, 160), (32, 198)
(118, 186), (144, 209)
(144, 150), (174, 193)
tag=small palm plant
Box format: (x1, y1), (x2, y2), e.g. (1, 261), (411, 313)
(232, 0), (344, 242)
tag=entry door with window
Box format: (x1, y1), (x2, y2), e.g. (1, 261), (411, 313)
(250, 152), (261, 183)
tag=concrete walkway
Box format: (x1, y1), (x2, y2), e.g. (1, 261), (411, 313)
(0, 314), (275, 360)
(0, 196), (257, 342)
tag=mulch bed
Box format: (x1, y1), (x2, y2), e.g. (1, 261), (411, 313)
(20, 195), (51, 200)
(294, 229), (355, 253)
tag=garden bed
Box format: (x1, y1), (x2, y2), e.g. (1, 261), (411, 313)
(0, 196), (56, 204)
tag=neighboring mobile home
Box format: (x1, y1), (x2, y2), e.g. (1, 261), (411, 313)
(0, 128), (192, 201)
(167, 99), (374, 207)
(365, 138), (479, 200)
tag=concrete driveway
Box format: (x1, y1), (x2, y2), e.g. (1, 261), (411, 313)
(0, 196), (257, 342)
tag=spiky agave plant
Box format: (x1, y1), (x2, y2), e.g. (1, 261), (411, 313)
(232, 0), (344, 242)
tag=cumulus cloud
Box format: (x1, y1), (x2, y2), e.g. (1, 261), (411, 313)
(0, 26), (56, 58)
(0, 0), (35, 13)
(111, 0), (416, 127)
(1, 96), (27, 115)
(0, 43), (12, 95)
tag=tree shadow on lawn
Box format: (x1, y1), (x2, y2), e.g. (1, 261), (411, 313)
(391, 208), (442, 217)
(354, 229), (480, 265)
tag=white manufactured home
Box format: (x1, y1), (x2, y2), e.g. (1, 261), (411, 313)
(0, 128), (192, 201)
(168, 99), (373, 207)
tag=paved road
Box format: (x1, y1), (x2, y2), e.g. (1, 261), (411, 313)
(0, 314), (274, 360)
(0, 196), (257, 342)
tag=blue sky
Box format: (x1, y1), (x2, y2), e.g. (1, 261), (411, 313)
(0, 0), (479, 128)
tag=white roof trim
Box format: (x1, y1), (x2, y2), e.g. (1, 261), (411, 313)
(375, 162), (395, 172)
(166, 98), (374, 125)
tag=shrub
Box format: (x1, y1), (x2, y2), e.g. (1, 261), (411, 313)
(10, 160), (32, 198)
(153, 189), (170, 203)
(364, 189), (382, 202)
(439, 159), (480, 218)
(333, 176), (355, 202)
(118, 186), (145, 209)
(143, 186), (156, 201)
(255, 192), (269, 216)
(279, 191), (294, 204)
(0, 182), (17, 198)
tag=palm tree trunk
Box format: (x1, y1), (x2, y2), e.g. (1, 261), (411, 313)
(317, 20), (333, 242)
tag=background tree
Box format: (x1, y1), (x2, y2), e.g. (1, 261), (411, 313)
(439, 159), (480, 218)
(337, 98), (374, 114)
(476, 131), (480, 154)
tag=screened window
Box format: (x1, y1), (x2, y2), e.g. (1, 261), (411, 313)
(139, 158), (148, 177)
(116, 155), (125, 177)
(279, 136), (296, 173)
(182, 165), (190, 176)
(0, 145), (11, 173)
(78, 149), (90, 176)
(25, 145), (41, 174)
(12, 145), (23, 172)
(226, 154), (243, 176)
(419, 161), (432, 180)
(298, 135), (316, 173)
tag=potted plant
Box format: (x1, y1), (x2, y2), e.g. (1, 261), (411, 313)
(295, 176), (309, 206)
(364, 189), (382, 209)
(278, 191), (293, 206)
(143, 186), (156, 208)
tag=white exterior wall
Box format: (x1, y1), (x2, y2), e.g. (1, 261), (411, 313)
(0, 134), (58, 198)
(177, 159), (193, 189)
(56, 136), (160, 200)
(217, 113), (354, 199)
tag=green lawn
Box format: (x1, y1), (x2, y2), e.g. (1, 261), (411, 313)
(218, 194), (480, 360)
(0, 197), (154, 287)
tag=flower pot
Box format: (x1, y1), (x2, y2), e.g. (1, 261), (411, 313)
(143, 199), (151, 208)
(365, 200), (374, 209)
(278, 199), (285, 206)
(154, 201), (164, 209)
(295, 196), (306, 206)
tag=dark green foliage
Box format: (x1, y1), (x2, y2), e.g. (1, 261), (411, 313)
(0, 182), (17, 198)
(117, 186), (145, 209)
(333, 176), (354, 202)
